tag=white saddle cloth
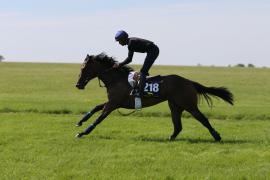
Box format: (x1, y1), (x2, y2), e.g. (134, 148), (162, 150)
(128, 71), (142, 109)
(128, 71), (140, 88)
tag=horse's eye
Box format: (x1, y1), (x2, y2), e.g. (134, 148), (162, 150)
(81, 63), (86, 69)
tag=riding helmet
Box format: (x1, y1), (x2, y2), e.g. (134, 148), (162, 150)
(115, 30), (129, 41)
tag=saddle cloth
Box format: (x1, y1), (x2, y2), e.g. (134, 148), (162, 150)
(128, 71), (163, 97)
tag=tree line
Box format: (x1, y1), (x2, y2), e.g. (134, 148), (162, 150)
(0, 55), (4, 62)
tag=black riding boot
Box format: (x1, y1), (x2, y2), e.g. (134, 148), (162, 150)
(138, 73), (146, 97)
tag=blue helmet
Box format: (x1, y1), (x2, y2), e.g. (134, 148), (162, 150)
(115, 30), (128, 41)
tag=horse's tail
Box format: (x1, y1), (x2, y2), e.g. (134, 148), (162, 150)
(192, 81), (234, 107)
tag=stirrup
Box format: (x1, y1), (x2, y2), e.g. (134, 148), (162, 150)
(130, 88), (140, 96)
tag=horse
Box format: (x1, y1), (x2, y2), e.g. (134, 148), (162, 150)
(75, 53), (234, 141)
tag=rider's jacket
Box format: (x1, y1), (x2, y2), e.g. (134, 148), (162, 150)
(119, 37), (157, 67)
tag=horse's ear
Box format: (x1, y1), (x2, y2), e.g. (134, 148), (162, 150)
(84, 54), (92, 63)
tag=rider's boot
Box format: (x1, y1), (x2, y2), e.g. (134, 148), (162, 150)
(130, 86), (139, 96)
(138, 72), (147, 97)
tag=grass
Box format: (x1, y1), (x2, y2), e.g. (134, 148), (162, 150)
(0, 62), (270, 179)
(1, 113), (270, 179)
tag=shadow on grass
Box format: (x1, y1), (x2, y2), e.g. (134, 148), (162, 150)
(80, 134), (256, 145)
(134, 136), (254, 144)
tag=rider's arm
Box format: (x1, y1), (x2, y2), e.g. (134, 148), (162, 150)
(119, 50), (134, 67)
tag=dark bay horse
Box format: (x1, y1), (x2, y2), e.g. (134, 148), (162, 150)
(75, 53), (234, 141)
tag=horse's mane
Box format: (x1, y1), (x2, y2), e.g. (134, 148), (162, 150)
(94, 53), (134, 73)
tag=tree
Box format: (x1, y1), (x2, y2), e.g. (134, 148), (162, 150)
(248, 63), (255, 68)
(235, 63), (245, 67)
(0, 55), (4, 62)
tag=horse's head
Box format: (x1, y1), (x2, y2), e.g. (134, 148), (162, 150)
(76, 54), (97, 89)
(76, 53), (115, 89)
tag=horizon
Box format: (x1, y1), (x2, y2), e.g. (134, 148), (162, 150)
(1, 59), (266, 68)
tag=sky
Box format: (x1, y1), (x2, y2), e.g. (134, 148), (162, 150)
(1, 0), (270, 67)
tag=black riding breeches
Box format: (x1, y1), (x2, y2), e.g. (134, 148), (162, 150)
(137, 44), (159, 96)
(140, 44), (159, 75)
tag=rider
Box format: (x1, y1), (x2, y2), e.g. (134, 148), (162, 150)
(113, 30), (159, 97)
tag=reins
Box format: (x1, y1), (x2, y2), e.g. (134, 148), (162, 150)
(117, 109), (137, 116)
(117, 105), (143, 116)
(98, 78), (105, 87)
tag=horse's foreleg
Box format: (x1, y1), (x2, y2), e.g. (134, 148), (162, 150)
(76, 103), (106, 127)
(76, 103), (116, 138)
(168, 101), (183, 141)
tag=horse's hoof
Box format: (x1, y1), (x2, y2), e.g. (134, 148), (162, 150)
(211, 130), (222, 142)
(76, 133), (83, 138)
(75, 123), (82, 127)
(215, 136), (222, 142)
(169, 136), (176, 141)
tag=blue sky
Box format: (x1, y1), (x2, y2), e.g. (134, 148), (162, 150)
(1, 0), (270, 66)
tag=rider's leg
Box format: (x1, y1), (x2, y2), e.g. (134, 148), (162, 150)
(138, 72), (146, 96)
(138, 46), (159, 97)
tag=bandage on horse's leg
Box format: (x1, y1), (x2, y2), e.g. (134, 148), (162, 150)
(76, 103), (106, 127)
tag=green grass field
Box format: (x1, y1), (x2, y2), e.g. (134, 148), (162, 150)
(0, 62), (270, 179)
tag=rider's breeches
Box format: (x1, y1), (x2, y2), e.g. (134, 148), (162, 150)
(139, 44), (159, 94)
(140, 44), (159, 75)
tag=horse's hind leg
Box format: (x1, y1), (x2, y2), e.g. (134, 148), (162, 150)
(168, 101), (184, 141)
(76, 103), (106, 127)
(188, 108), (221, 141)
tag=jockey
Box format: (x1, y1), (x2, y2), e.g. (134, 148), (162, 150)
(113, 30), (159, 97)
